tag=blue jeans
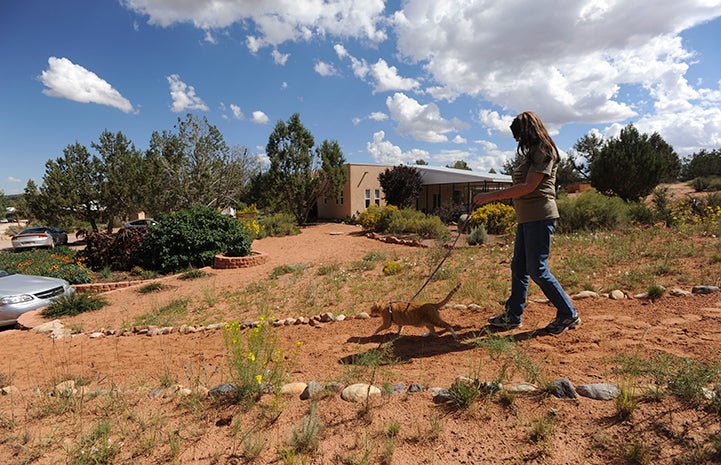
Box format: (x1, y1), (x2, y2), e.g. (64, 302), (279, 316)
(505, 219), (577, 322)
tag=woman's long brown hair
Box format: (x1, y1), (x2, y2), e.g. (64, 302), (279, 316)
(510, 111), (559, 161)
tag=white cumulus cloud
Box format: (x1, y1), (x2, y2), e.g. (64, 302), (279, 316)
(38, 57), (135, 113)
(252, 111), (269, 124)
(167, 74), (209, 112)
(386, 93), (470, 143)
(367, 130), (429, 165)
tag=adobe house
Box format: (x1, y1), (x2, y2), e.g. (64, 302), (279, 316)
(317, 163), (512, 220)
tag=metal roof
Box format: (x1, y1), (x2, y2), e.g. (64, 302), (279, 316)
(413, 165), (512, 185)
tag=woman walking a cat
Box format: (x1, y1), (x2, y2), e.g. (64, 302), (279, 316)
(472, 111), (580, 335)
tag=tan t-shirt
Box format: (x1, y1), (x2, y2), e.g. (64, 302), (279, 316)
(511, 146), (559, 224)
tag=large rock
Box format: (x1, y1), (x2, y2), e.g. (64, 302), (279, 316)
(341, 383), (381, 402)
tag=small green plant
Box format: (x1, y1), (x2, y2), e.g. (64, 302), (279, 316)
(241, 426), (268, 460)
(466, 224), (489, 246)
(615, 380), (638, 419)
(178, 269), (209, 280)
(384, 420), (400, 438)
(134, 298), (189, 327)
(289, 402), (323, 454)
(137, 282), (165, 294)
(448, 378), (480, 411)
(41, 292), (108, 318)
(529, 412), (555, 443)
(270, 263), (309, 279)
(382, 261), (403, 276)
(68, 420), (120, 465)
(362, 251), (386, 262)
(624, 438), (654, 464)
(316, 263), (340, 276)
(646, 284), (665, 300)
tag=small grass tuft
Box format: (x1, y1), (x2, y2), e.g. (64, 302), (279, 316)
(137, 282), (165, 294)
(178, 269), (208, 280)
(41, 292), (108, 318)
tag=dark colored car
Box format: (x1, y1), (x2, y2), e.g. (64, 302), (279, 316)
(0, 269), (75, 327)
(11, 226), (69, 250)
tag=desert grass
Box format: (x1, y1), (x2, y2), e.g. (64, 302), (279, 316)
(4, 218), (721, 464)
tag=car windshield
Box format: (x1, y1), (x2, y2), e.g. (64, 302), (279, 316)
(0, 269), (10, 278)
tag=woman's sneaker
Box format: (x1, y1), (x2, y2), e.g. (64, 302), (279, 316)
(487, 313), (522, 330)
(545, 315), (581, 335)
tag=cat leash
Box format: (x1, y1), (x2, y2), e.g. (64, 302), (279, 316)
(408, 206), (474, 301)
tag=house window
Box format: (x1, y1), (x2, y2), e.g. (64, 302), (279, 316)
(432, 193), (441, 209)
(374, 189), (380, 206)
(452, 190), (461, 204)
(336, 191), (344, 205)
(365, 189), (371, 208)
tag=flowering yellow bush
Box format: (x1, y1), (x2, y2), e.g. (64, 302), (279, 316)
(469, 203), (517, 235)
(224, 317), (293, 408)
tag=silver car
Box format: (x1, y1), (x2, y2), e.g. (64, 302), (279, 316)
(0, 269), (75, 327)
(11, 226), (69, 249)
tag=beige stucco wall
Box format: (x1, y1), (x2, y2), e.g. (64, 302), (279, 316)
(317, 164), (388, 220)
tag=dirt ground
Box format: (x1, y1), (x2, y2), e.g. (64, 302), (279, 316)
(1, 220), (721, 464)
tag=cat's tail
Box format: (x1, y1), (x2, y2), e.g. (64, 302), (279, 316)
(438, 283), (462, 307)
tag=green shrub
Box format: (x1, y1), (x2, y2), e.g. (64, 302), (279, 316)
(692, 175), (721, 192)
(0, 247), (94, 285)
(141, 206), (253, 273)
(356, 204), (390, 230)
(469, 203), (517, 234)
(42, 292), (108, 318)
(357, 205), (448, 239)
(257, 212), (300, 238)
(627, 201), (657, 226)
(556, 189), (630, 233)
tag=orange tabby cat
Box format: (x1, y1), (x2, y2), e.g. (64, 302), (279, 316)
(370, 283), (461, 340)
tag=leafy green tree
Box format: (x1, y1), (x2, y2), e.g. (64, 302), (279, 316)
(589, 124), (672, 201)
(649, 133), (681, 183)
(501, 152), (523, 175)
(447, 160), (471, 170)
(570, 133), (603, 179)
(556, 156), (584, 191)
(679, 148), (721, 181)
(415, 159), (428, 165)
(143, 114), (256, 214)
(30, 142), (105, 230)
(92, 130), (145, 232)
(266, 113), (347, 224)
(0, 190), (7, 215)
(378, 165), (423, 208)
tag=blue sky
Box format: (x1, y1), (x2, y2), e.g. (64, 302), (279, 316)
(2, 0), (721, 196)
